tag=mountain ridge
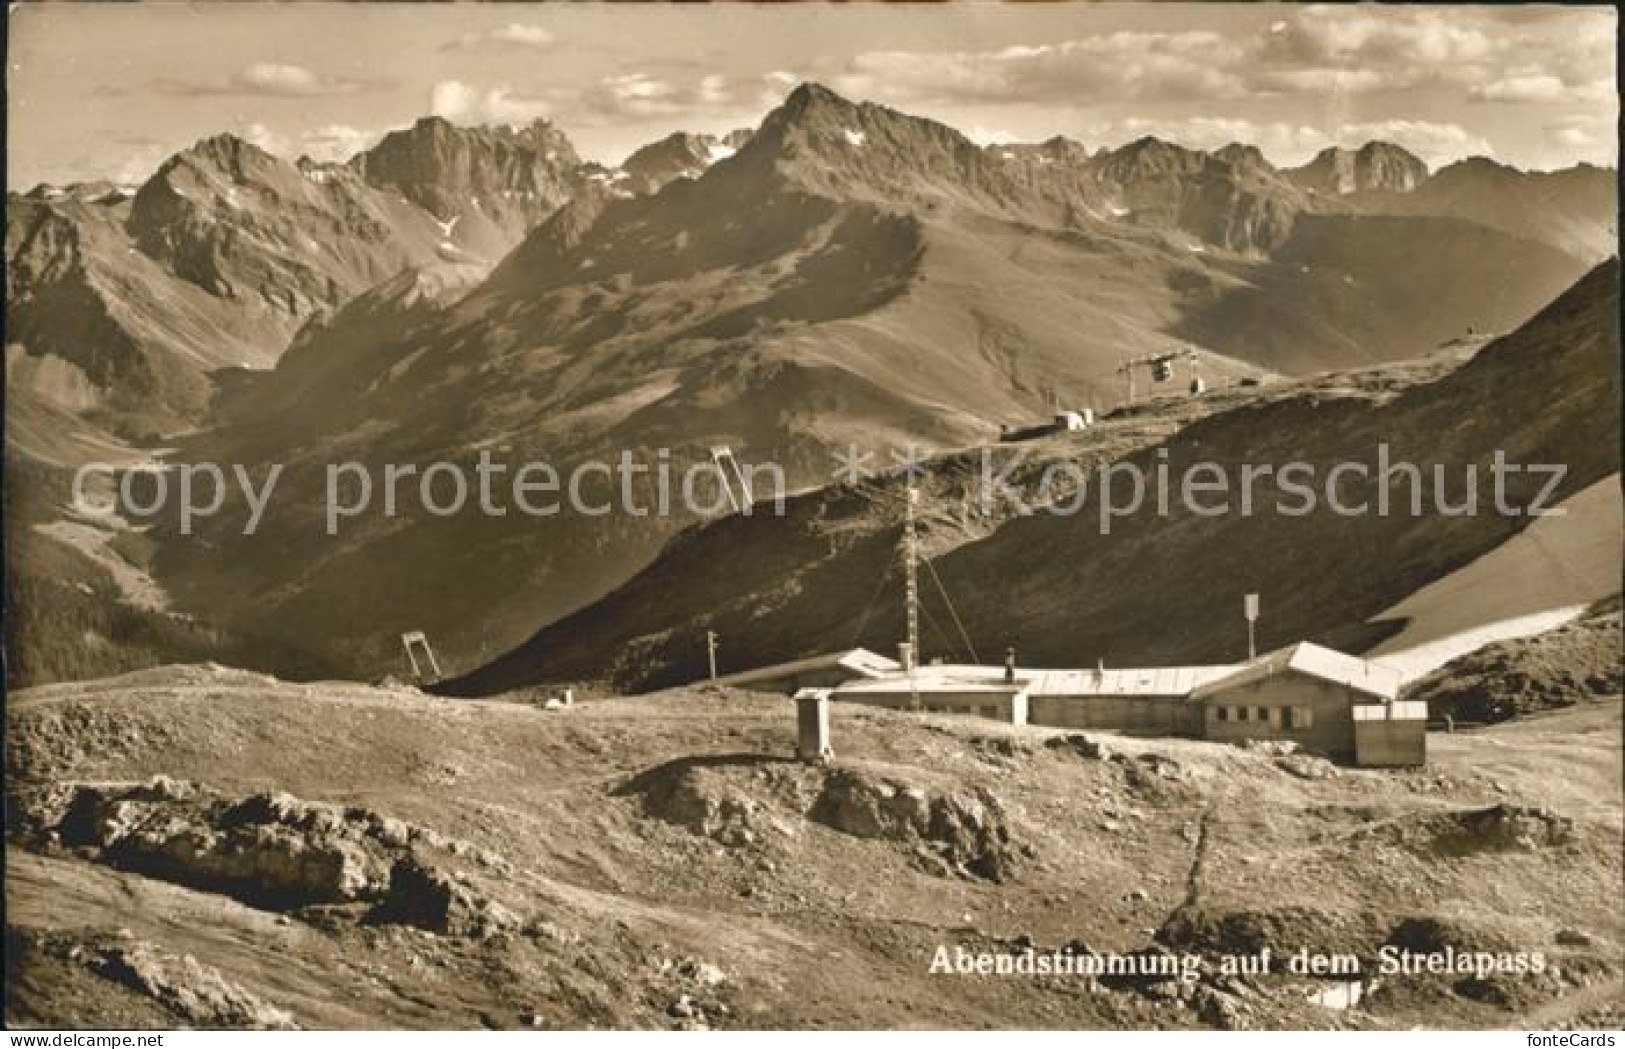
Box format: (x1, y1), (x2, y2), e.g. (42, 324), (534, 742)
(442, 258), (1621, 696)
(6, 81), (1615, 685)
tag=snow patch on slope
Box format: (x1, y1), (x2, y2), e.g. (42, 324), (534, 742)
(1368, 474), (1623, 680)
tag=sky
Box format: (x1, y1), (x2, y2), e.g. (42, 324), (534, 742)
(7, 2), (1618, 189)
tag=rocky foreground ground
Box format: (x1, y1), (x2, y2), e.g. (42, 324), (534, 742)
(5, 665), (1621, 1029)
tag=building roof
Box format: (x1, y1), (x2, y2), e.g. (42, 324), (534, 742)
(830, 669), (1028, 697)
(710, 647), (899, 688)
(1191, 642), (1402, 703)
(730, 642), (1397, 704)
(1028, 665), (1240, 698)
(827, 662), (1238, 700)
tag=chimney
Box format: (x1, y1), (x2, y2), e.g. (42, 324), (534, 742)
(898, 642), (915, 672)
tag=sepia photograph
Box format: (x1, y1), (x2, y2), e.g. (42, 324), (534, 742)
(4, 0), (1621, 1035)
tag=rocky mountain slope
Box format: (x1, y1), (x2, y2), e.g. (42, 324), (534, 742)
(6, 115), (630, 686)
(5, 83), (1614, 686)
(6, 667), (1620, 1028)
(345, 116), (588, 259)
(1286, 143), (1429, 196)
(6, 119), (598, 441)
(1355, 158), (1617, 264)
(445, 260), (1618, 695)
(126, 135), (451, 325)
(1170, 213), (1587, 373)
(1405, 597), (1623, 725)
(7, 188), (300, 439)
(620, 130), (751, 194)
(118, 86), (1595, 683)
(1089, 136), (1309, 254)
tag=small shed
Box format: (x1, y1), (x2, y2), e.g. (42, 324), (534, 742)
(1191, 642), (1415, 765)
(1352, 701), (1428, 767)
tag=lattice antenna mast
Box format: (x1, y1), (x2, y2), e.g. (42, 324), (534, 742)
(902, 480), (922, 711)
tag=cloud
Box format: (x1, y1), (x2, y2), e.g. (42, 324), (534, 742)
(157, 62), (372, 98)
(698, 74), (730, 105)
(1084, 117), (1336, 167)
(1551, 126), (1599, 149)
(1471, 73), (1567, 103)
(604, 74), (681, 107)
(1334, 119), (1493, 168)
(832, 31), (1251, 108)
(231, 122), (385, 165)
(299, 125), (384, 163)
(967, 127), (1019, 146)
(422, 72), (763, 132)
(811, 7), (1614, 121)
(1472, 74), (1613, 105)
(429, 80), (552, 125)
(112, 144), (175, 188)
(445, 23), (555, 51)
(1268, 7), (1495, 67)
(237, 63), (331, 97)
(238, 122), (291, 155)
(1541, 117), (1618, 167)
(1251, 68), (1390, 96)
(576, 72), (756, 122)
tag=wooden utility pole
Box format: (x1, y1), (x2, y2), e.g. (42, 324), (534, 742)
(706, 630), (719, 681)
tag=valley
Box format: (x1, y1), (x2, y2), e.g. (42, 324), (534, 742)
(5, 7), (1620, 1033)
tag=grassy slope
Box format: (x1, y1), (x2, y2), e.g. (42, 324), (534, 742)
(5, 668), (1620, 1029)
(447, 261), (1619, 695)
(1405, 597), (1623, 724)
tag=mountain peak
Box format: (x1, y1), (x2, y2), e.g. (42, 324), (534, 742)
(782, 81), (851, 113)
(1094, 136), (1208, 181)
(1110, 136), (1202, 160)
(740, 80), (998, 191)
(1214, 142), (1274, 175)
(620, 131), (737, 193)
(1287, 141), (1427, 195)
(721, 78), (1114, 227)
(1355, 140), (1419, 159)
(760, 81), (875, 138)
(346, 115), (583, 228)
(133, 133), (290, 199)
(1440, 155), (1521, 177)
(389, 114), (568, 149)
(178, 133), (279, 171)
